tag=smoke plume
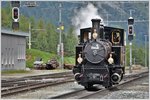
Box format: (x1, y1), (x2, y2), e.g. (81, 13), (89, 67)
(71, 3), (104, 35)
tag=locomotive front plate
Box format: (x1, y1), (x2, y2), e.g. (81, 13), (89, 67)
(84, 41), (105, 64)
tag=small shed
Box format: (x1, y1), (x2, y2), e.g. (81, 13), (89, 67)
(1, 29), (29, 70)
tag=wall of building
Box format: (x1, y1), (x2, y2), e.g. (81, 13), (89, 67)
(1, 34), (26, 70)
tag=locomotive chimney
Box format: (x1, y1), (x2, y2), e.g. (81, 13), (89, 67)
(91, 19), (101, 39)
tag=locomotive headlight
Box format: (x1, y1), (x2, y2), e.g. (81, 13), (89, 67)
(93, 29), (98, 39)
(108, 54), (114, 64)
(77, 54), (83, 64)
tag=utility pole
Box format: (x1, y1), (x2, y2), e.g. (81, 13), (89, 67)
(129, 42), (132, 73)
(58, 3), (64, 69)
(29, 22), (31, 49)
(144, 34), (147, 68)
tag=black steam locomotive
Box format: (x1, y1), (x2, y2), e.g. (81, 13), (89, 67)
(73, 19), (125, 90)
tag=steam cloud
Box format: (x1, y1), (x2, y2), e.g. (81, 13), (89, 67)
(72, 3), (104, 35)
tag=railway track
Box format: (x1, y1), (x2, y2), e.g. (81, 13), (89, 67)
(2, 71), (72, 87)
(1, 71), (74, 97)
(2, 71), (148, 98)
(50, 71), (149, 99)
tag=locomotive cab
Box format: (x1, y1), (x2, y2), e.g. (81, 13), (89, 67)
(73, 18), (125, 90)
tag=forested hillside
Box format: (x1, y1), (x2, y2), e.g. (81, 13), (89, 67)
(2, 1), (149, 44)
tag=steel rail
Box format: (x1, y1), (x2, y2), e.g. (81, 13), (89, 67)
(1, 77), (74, 97)
(2, 71), (72, 82)
(2, 71), (72, 87)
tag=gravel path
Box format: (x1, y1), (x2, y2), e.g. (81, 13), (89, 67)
(87, 75), (149, 99)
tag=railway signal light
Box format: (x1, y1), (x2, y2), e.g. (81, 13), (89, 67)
(128, 17), (134, 41)
(129, 26), (132, 34)
(11, 1), (20, 31)
(128, 25), (134, 35)
(128, 25), (134, 41)
(12, 7), (19, 22)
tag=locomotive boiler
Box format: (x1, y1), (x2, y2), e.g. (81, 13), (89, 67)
(73, 19), (125, 90)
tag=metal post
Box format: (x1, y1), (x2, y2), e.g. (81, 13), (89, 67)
(29, 22), (31, 49)
(59, 3), (64, 69)
(144, 35), (147, 68)
(134, 58), (135, 65)
(124, 31), (127, 67)
(128, 9), (134, 73)
(61, 43), (64, 68)
(129, 42), (132, 73)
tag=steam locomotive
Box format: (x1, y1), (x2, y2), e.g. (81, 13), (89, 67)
(73, 19), (125, 90)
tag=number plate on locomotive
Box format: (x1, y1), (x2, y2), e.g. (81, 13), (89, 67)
(88, 73), (104, 81)
(91, 43), (99, 49)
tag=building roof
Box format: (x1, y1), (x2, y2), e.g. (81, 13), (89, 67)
(1, 28), (29, 37)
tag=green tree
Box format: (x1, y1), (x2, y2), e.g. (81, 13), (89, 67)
(46, 23), (59, 53)
(1, 5), (12, 28)
(35, 32), (48, 51)
(20, 15), (29, 32)
(64, 27), (78, 56)
(32, 19), (48, 51)
(126, 43), (148, 66)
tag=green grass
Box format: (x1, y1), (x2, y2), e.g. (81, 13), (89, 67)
(64, 56), (75, 64)
(1, 70), (30, 75)
(26, 49), (75, 68)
